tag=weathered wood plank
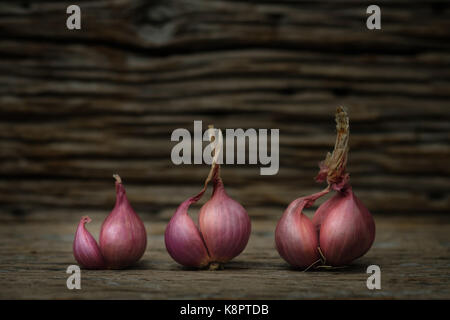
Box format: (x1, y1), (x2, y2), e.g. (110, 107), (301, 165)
(0, 214), (448, 299)
(0, 0), (449, 217)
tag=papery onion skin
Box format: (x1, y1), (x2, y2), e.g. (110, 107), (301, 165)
(198, 178), (251, 263)
(318, 187), (375, 266)
(275, 204), (319, 268)
(73, 216), (105, 269)
(311, 195), (340, 234)
(165, 196), (211, 268)
(99, 177), (147, 269)
(275, 189), (328, 268)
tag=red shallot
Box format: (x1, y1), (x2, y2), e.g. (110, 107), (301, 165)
(73, 175), (147, 269)
(276, 107), (376, 269)
(165, 126), (251, 269)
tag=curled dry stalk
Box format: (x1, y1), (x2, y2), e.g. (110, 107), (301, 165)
(112, 174), (122, 184)
(303, 259), (322, 272)
(304, 256), (349, 271)
(311, 247), (347, 270)
(205, 124), (223, 183)
(303, 245), (328, 272)
(316, 106), (350, 190)
(190, 125), (224, 202)
(318, 247), (326, 264)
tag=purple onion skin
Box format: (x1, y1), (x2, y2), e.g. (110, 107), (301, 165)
(165, 176), (251, 268)
(99, 181), (147, 269)
(73, 216), (105, 269)
(318, 188), (375, 266)
(165, 198), (210, 268)
(311, 195), (340, 234)
(275, 198), (320, 268)
(199, 178), (251, 263)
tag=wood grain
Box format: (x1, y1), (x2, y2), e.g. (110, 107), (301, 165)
(0, 0), (449, 219)
(0, 213), (449, 299)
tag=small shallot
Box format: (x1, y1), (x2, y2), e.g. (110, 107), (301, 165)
(73, 175), (147, 269)
(73, 216), (105, 269)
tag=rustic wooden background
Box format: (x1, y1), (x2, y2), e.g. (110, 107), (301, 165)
(0, 0), (449, 299)
(1, 0), (449, 219)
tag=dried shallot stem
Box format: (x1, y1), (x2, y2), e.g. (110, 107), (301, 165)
(189, 125), (223, 202)
(303, 259), (322, 272)
(315, 106), (350, 190)
(317, 247), (326, 264)
(112, 174), (122, 184)
(204, 124), (223, 183)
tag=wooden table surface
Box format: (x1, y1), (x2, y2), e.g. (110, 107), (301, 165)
(1, 211), (448, 299)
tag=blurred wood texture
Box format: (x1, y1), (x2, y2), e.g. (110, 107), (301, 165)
(0, 213), (449, 299)
(0, 0), (449, 219)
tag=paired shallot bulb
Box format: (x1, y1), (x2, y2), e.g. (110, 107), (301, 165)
(73, 175), (147, 269)
(276, 107), (375, 269)
(165, 127), (251, 269)
(312, 186), (375, 266)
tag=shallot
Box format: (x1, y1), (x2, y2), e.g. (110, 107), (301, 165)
(276, 107), (376, 269)
(73, 175), (147, 269)
(165, 126), (251, 269)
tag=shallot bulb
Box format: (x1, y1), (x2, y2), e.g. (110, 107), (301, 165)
(199, 177), (251, 264)
(99, 175), (147, 269)
(73, 175), (147, 269)
(165, 126), (251, 269)
(165, 166), (251, 269)
(73, 216), (105, 269)
(275, 189), (328, 268)
(314, 187), (375, 266)
(165, 192), (211, 268)
(276, 107), (376, 269)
